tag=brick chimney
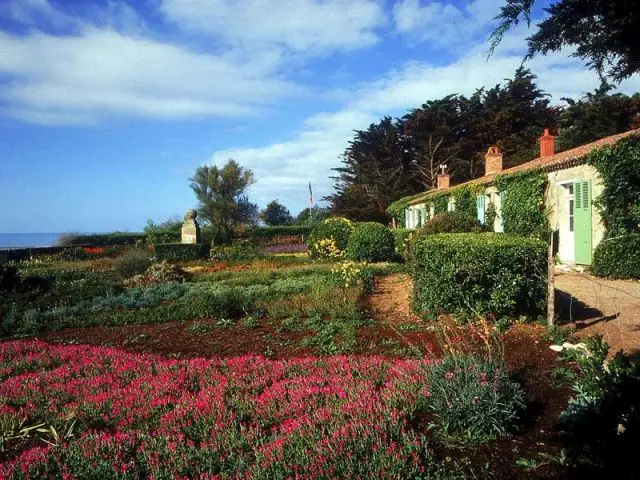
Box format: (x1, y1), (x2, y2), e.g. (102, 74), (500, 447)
(437, 173), (450, 190)
(484, 146), (503, 175)
(539, 128), (555, 157)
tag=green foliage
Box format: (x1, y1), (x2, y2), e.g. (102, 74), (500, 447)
(307, 217), (354, 259)
(260, 200), (292, 226)
(143, 218), (182, 244)
(412, 233), (547, 321)
(496, 170), (548, 238)
(592, 234), (640, 279)
(210, 244), (263, 262)
(490, 0), (640, 82)
(346, 222), (396, 262)
(386, 193), (427, 225)
(420, 354), (525, 443)
(55, 232), (145, 247)
(392, 229), (413, 258)
(190, 159), (258, 244)
(418, 212), (483, 236)
(0, 266), (20, 292)
(112, 249), (153, 279)
(433, 195), (449, 214)
(153, 244), (207, 262)
(124, 261), (189, 288)
(556, 83), (640, 152)
(557, 336), (640, 476)
(246, 225), (312, 240)
(587, 135), (640, 237)
(294, 206), (331, 225)
(452, 185), (483, 218)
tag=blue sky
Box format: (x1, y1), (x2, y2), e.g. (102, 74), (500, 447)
(1, 0), (639, 233)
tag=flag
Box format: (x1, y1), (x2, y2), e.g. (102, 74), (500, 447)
(308, 181), (313, 208)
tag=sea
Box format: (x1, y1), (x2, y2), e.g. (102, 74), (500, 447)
(0, 233), (63, 250)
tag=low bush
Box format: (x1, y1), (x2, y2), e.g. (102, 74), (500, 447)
(153, 243), (208, 262)
(113, 249), (153, 278)
(420, 354), (525, 443)
(0, 266), (20, 292)
(419, 211), (484, 236)
(346, 222), (396, 262)
(392, 228), (413, 259)
(124, 261), (189, 288)
(210, 244), (263, 262)
(247, 225), (313, 240)
(307, 217), (354, 259)
(592, 234), (640, 279)
(412, 233), (547, 321)
(55, 232), (146, 247)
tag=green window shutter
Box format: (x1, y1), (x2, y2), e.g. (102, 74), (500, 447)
(476, 195), (485, 224)
(574, 180), (593, 265)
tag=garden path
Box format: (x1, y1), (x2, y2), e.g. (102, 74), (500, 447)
(554, 272), (640, 357)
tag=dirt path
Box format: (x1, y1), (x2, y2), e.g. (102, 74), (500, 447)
(555, 272), (640, 357)
(366, 274), (421, 324)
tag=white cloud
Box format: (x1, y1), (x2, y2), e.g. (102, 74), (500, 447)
(392, 0), (498, 49)
(0, 28), (297, 125)
(159, 0), (385, 54)
(0, 0), (73, 29)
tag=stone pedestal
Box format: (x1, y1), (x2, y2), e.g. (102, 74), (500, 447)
(181, 209), (201, 244)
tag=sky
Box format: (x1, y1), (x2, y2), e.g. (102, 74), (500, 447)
(1, 0), (639, 233)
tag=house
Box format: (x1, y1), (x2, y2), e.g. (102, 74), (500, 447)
(404, 128), (640, 266)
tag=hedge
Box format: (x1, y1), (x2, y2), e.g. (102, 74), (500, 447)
(419, 211), (483, 236)
(247, 226), (313, 240)
(0, 246), (126, 264)
(153, 243), (208, 262)
(56, 232), (146, 246)
(592, 234), (640, 279)
(412, 233), (547, 321)
(346, 222), (396, 262)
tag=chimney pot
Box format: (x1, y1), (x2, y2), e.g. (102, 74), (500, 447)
(540, 128), (555, 157)
(485, 146), (503, 175)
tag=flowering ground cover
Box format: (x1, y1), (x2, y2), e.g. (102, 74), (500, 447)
(0, 340), (481, 479)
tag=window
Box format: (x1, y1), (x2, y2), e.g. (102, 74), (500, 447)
(562, 184), (574, 232)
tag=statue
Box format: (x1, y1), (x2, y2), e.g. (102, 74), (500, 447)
(181, 209), (201, 244)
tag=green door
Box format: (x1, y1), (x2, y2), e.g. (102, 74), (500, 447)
(574, 180), (592, 265)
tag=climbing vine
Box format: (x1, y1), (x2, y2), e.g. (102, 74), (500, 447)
(387, 192), (426, 225)
(495, 170), (548, 239)
(432, 194), (449, 214)
(452, 184), (485, 218)
(587, 136), (640, 237)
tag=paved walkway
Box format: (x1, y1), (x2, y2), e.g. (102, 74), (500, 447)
(554, 272), (640, 357)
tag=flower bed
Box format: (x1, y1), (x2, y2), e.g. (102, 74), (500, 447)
(0, 341), (442, 479)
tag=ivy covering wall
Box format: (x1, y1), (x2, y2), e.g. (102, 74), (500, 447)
(495, 170), (548, 239)
(587, 136), (640, 237)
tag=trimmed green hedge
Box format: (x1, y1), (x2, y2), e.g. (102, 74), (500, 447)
(153, 243), (208, 262)
(592, 234), (640, 279)
(247, 225), (313, 239)
(412, 233), (547, 321)
(419, 211), (483, 236)
(210, 244), (264, 262)
(56, 232), (146, 246)
(346, 222), (395, 262)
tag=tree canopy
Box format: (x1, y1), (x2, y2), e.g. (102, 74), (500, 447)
(260, 200), (292, 226)
(190, 160), (257, 244)
(490, 0), (640, 82)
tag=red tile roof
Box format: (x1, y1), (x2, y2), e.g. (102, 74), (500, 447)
(408, 128), (640, 205)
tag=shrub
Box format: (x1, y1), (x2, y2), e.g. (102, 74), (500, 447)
(0, 266), (20, 292)
(421, 354), (525, 443)
(592, 234), (640, 279)
(210, 244), (263, 262)
(412, 233), (547, 321)
(113, 249), (153, 278)
(419, 211), (483, 236)
(153, 243), (207, 262)
(346, 222), (395, 262)
(392, 229), (413, 259)
(307, 217), (354, 259)
(246, 225), (313, 240)
(55, 232), (146, 246)
(124, 261), (189, 288)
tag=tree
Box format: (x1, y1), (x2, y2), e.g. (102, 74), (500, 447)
(190, 159), (256, 245)
(260, 200), (292, 226)
(556, 83), (640, 151)
(295, 206), (331, 224)
(490, 0), (640, 82)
